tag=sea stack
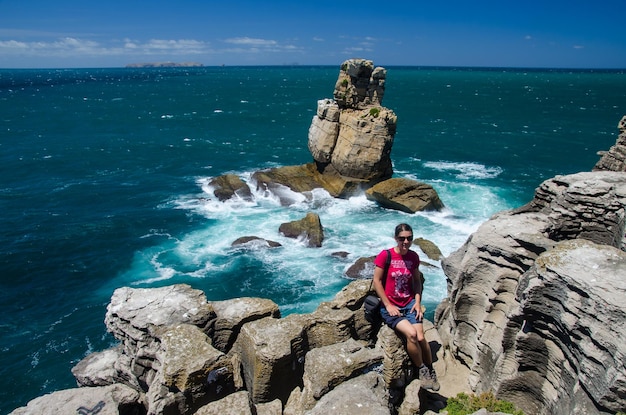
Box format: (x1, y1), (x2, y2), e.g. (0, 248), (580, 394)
(308, 58), (397, 182)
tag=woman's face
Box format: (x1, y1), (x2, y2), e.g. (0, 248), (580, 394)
(395, 230), (413, 255)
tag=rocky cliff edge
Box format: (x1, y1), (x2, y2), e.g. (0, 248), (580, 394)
(435, 116), (626, 415)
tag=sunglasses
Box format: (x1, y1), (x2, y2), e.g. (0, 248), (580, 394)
(396, 236), (413, 241)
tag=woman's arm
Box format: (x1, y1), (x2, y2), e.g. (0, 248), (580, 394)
(373, 264), (400, 316)
(412, 267), (424, 318)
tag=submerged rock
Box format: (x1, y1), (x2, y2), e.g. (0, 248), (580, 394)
(231, 236), (282, 249)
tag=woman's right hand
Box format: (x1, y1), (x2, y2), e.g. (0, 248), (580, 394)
(385, 303), (401, 316)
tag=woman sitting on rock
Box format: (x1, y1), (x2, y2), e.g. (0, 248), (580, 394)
(372, 223), (439, 391)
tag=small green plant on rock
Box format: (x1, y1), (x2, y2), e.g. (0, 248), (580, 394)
(369, 107), (380, 118)
(341, 78), (349, 87)
(443, 392), (524, 415)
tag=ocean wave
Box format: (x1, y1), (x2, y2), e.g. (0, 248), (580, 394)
(115, 169), (507, 313)
(423, 161), (503, 180)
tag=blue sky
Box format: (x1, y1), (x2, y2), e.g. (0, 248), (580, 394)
(1, 0), (625, 69)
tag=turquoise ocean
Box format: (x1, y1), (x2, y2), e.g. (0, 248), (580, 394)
(1, 65), (624, 413)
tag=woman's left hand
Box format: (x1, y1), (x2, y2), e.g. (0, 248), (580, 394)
(412, 303), (424, 319)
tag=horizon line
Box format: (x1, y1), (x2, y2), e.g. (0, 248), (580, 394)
(1, 63), (625, 71)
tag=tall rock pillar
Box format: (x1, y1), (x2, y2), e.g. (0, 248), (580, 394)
(308, 59), (397, 183)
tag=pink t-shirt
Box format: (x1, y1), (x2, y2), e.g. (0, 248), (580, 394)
(374, 248), (420, 307)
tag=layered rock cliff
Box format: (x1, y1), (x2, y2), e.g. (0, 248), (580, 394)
(308, 58), (395, 182)
(435, 117), (626, 415)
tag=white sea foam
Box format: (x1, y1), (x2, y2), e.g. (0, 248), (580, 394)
(119, 169), (512, 314)
(423, 161), (503, 180)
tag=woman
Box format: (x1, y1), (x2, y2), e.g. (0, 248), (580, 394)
(372, 223), (439, 391)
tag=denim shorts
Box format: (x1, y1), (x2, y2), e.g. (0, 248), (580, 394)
(380, 298), (423, 329)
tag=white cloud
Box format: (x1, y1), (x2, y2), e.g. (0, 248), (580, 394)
(342, 44), (374, 55)
(221, 37), (303, 55)
(0, 40), (29, 50)
(0, 37), (211, 58)
(225, 37), (278, 46)
(573, 45), (584, 49)
(0, 34), (304, 66)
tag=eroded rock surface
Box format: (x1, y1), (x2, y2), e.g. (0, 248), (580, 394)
(436, 170), (626, 415)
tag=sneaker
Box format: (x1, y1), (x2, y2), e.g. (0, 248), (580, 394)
(429, 367), (440, 392)
(418, 364), (435, 391)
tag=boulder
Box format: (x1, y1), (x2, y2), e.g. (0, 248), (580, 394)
(321, 278), (374, 342)
(8, 384), (144, 415)
(95, 285), (244, 414)
(378, 324), (412, 389)
(303, 371), (390, 415)
(229, 313), (309, 404)
(278, 212), (324, 247)
(72, 346), (124, 387)
(299, 338), (383, 410)
(226, 279), (384, 406)
(21, 276), (454, 415)
(397, 379), (423, 415)
(145, 323), (235, 414)
(209, 174), (253, 201)
(195, 390), (254, 415)
(413, 237), (443, 261)
(344, 255), (376, 279)
(103, 284), (217, 392)
(365, 178), (445, 213)
(303, 302), (359, 349)
(308, 162), (368, 198)
(211, 297), (281, 353)
(105, 284), (215, 343)
(255, 399), (283, 415)
(252, 162), (364, 200)
(252, 164), (323, 202)
(325, 277), (372, 311)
